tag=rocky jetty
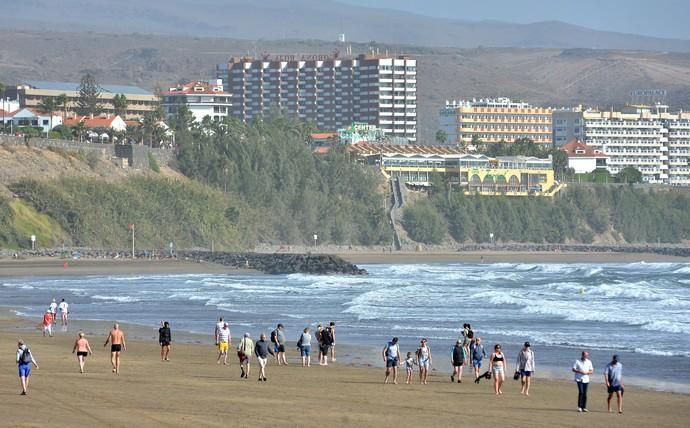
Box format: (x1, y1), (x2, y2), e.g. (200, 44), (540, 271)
(180, 251), (367, 275)
(455, 243), (690, 257)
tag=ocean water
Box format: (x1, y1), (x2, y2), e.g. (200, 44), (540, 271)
(2, 262), (689, 392)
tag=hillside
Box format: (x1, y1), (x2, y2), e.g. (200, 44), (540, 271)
(2, 31), (690, 142)
(4, 0), (690, 52)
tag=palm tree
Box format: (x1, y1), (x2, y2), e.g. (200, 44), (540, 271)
(38, 98), (59, 137)
(55, 93), (68, 122)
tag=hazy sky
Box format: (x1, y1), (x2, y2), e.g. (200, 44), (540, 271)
(340, 0), (690, 40)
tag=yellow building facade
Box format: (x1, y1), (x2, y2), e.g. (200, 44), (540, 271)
(440, 98), (552, 147)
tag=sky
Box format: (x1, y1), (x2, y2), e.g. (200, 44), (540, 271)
(340, 0), (690, 40)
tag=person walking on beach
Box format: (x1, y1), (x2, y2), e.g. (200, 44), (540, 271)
(450, 340), (464, 383)
(16, 340), (39, 395)
(320, 324), (334, 366)
(104, 323), (126, 374)
(49, 298), (58, 325)
(604, 354), (624, 414)
(237, 333), (254, 379)
(329, 321), (337, 361)
(42, 310), (53, 337)
(471, 337), (486, 381)
(298, 327), (312, 367)
(489, 344), (506, 395)
(315, 323), (324, 362)
(404, 352), (416, 384)
(58, 298), (69, 326)
(416, 338), (432, 385)
(272, 324), (288, 365)
(72, 332), (93, 373)
(516, 342), (535, 396)
(254, 333), (275, 381)
(383, 337), (401, 384)
(216, 322), (231, 365)
(462, 323), (474, 365)
(214, 317), (225, 344)
(159, 321), (172, 361)
(572, 351), (594, 412)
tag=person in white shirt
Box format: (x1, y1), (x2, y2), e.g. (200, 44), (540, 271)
(49, 299), (58, 325)
(214, 317), (225, 344)
(58, 299), (69, 326)
(572, 351), (594, 412)
(216, 323), (231, 365)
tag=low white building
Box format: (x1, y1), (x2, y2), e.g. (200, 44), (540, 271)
(161, 80), (232, 123)
(559, 139), (608, 173)
(5, 108), (63, 133)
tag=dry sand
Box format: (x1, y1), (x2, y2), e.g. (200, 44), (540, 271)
(0, 311), (688, 428)
(338, 250), (690, 265)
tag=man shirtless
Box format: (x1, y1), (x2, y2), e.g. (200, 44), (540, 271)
(104, 323), (126, 374)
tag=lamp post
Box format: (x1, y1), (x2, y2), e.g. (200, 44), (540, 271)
(313, 233), (318, 249)
(129, 224), (135, 259)
(489, 232), (494, 246)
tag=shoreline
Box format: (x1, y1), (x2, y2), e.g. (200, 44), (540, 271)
(0, 251), (687, 279)
(1, 309), (689, 427)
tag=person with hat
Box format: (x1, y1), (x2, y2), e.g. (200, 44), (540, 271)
(604, 354), (624, 414)
(516, 341), (536, 395)
(42, 310), (54, 337)
(450, 339), (464, 383)
(471, 337), (486, 381)
(237, 332), (254, 379)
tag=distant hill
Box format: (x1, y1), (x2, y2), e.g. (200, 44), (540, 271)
(2, 30), (690, 142)
(4, 0), (690, 52)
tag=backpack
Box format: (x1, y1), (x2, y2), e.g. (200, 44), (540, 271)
(270, 330), (278, 344)
(20, 348), (32, 364)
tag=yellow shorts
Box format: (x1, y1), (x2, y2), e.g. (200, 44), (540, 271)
(218, 342), (229, 352)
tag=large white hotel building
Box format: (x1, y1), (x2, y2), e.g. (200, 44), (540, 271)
(216, 54), (418, 142)
(581, 105), (690, 185)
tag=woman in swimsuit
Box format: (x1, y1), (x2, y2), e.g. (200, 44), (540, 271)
(72, 332), (93, 374)
(489, 344), (506, 395)
(416, 338), (433, 385)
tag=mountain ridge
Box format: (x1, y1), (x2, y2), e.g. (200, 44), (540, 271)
(4, 0), (690, 52)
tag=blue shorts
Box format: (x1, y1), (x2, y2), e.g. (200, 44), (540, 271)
(300, 345), (311, 357)
(18, 363), (31, 377)
(472, 359), (482, 369)
(521, 370), (532, 377)
(386, 357), (399, 368)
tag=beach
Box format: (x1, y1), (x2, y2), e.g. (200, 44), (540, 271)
(1, 311), (689, 428)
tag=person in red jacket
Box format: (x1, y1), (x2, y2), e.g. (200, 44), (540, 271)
(42, 310), (53, 337)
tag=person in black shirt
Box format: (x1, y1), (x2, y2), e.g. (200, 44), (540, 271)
(159, 321), (172, 361)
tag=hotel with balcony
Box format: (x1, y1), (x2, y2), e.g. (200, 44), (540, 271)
(161, 80), (232, 123)
(439, 98), (552, 147)
(350, 143), (559, 196)
(218, 54), (417, 142)
(582, 105), (690, 185)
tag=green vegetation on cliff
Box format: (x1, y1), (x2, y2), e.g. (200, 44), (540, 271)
(174, 113), (391, 245)
(402, 185), (690, 244)
(9, 177), (258, 250)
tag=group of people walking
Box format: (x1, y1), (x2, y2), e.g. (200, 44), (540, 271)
(380, 322), (623, 414)
(213, 317), (337, 381)
(19, 307), (624, 414)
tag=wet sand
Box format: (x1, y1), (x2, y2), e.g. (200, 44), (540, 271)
(0, 311), (688, 427)
(0, 258), (253, 278)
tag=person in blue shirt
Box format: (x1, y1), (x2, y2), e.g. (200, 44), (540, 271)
(604, 354), (624, 414)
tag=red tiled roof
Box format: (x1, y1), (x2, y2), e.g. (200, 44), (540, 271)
(64, 115), (121, 128)
(560, 139), (607, 158)
(313, 147), (331, 154)
(162, 80), (229, 95)
(311, 132), (337, 140)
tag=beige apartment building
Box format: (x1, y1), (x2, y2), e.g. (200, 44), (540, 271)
(439, 98), (552, 147)
(13, 81), (159, 120)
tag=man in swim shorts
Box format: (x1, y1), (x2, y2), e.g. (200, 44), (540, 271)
(604, 354), (624, 414)
(104, 323), (126, 374)
(237, 332), (254, 379)
(217, 322), (231, 365)
(382, 337), (401, 384)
